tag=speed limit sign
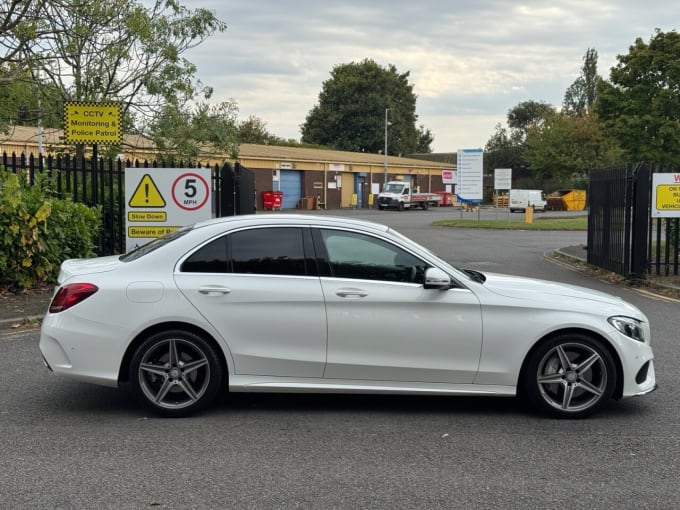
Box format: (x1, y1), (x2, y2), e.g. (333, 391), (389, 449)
(125, 167), (213, 251)
(172, 172), (210, 211)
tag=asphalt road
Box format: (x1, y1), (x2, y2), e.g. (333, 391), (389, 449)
(2, 209), (678, 510)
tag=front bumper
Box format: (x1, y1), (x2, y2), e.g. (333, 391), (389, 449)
(378, 197), (399, 207)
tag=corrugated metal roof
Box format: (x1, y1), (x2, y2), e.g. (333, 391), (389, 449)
(1, 125), (455, 170)
(238, 144), (453, 169)
(0, 125), (156, 149)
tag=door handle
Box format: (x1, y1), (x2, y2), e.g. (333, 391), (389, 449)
(336, 288), (368, 298)
(198, 286), (232, 295)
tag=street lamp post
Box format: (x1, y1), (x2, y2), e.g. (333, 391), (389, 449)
(383, 108), (390, 189)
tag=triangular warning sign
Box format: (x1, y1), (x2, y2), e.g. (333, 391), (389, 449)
(129, 174), (166, 208)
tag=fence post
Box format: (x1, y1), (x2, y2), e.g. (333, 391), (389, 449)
(630, 163), (650, 279)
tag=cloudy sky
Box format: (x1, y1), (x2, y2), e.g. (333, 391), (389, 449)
(183, 1), (676, 153)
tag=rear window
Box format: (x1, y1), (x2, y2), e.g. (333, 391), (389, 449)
(180, 226), (308, 276)
(120, 226), (193, 262)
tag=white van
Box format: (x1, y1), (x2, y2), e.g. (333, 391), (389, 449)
(508, 189), (547, 212)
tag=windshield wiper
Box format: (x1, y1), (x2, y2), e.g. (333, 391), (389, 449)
(462, 268), (486, 283)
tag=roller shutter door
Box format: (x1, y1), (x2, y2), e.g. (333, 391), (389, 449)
(280, 170), (302, 209)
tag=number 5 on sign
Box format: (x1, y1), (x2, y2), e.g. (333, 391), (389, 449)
(172, 172), (210, 211)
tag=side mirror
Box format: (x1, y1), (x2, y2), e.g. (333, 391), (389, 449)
(423, 267), (452, 289)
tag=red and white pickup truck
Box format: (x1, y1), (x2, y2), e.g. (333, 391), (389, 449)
(377, 181), (442, 210)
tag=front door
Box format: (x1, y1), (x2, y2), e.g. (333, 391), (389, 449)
(316, 228), (483, 383)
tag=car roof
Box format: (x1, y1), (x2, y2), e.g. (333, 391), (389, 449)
(191, 214), (391, 233)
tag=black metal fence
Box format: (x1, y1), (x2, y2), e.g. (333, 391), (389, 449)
(5, 150), (678, 279)
(588, 162), (679, 279)
(2, 152), (254, 256)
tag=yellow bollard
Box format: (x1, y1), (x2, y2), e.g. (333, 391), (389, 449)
(525, 205), (534, 224)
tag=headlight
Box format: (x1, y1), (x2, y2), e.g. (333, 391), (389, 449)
(608, 316), (645, 342)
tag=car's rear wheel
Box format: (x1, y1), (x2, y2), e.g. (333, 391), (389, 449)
(130, 330), (223, 417)
(523, 333), (616, 418)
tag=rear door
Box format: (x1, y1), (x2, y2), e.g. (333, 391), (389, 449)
(174, 226), (327, 377)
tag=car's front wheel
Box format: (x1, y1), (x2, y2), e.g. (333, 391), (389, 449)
(130, 330), (223, 417)
(522, 333), (616, 418)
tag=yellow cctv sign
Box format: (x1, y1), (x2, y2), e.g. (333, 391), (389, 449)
(64, 101), (122, 144)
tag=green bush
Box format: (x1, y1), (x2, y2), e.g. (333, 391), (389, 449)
(0, 168), (101, 290)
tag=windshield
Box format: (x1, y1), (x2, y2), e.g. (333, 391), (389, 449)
(120, 225), (193, 262)
(383, 183), (405, 194)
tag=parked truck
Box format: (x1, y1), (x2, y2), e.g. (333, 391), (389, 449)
(508, 189), (547, 212)
(377, 181), (442, 210)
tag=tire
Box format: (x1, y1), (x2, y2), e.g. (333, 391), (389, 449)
(421, 201), (429, 210)
(398, 202), (405, 211)
(130, 329), (223, 417)
(522, 333), (616, 419)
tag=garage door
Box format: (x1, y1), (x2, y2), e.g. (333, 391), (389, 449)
(280, 170), (302, 209)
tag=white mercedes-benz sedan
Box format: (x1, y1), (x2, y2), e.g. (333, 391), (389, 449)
(40, 214), (656, 418)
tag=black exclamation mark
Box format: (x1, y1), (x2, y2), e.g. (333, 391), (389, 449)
(145, 183), (149, 203)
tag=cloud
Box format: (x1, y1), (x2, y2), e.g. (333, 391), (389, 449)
(184, 0), (677, 151)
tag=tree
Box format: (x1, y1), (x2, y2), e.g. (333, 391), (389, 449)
(484, 123), (526, 172)
(415, 125), (434, 154)
(596, 29), (680, 163)
(482, 100), (555, 183)
(563, 48), (601, 116)
(301, 59), (432, 154)
(524, 112), (623, 188)
(149, 100), (239, 163)
(238, 115), (272, 145)
(518, 47), (622, 188)
(506, 100), (556, 141)
(12, 0), (226, 155)
(1, 0), (50, 131)
(0, 0), (48, 78)
(0, 67), (62, 129)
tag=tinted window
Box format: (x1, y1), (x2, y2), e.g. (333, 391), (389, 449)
(320, 229), (427, 283)
(231, 227), (306, 276)
(181, 227), (308, 275)
(181, 235), (228, 273)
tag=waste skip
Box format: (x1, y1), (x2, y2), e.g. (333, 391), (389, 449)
(546, 189), (586, 211)
(262, 191), (283, 210)
(435, 191), (453, 206)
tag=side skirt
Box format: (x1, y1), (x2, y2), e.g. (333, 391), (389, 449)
(228, 375), (516, 397)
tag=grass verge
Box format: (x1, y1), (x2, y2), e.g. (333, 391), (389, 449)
(433, 215), (587, 230)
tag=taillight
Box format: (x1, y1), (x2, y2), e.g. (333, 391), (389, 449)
(49, 283), (99, 313)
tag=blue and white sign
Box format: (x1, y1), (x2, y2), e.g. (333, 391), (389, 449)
(457, 149), (484, 202)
